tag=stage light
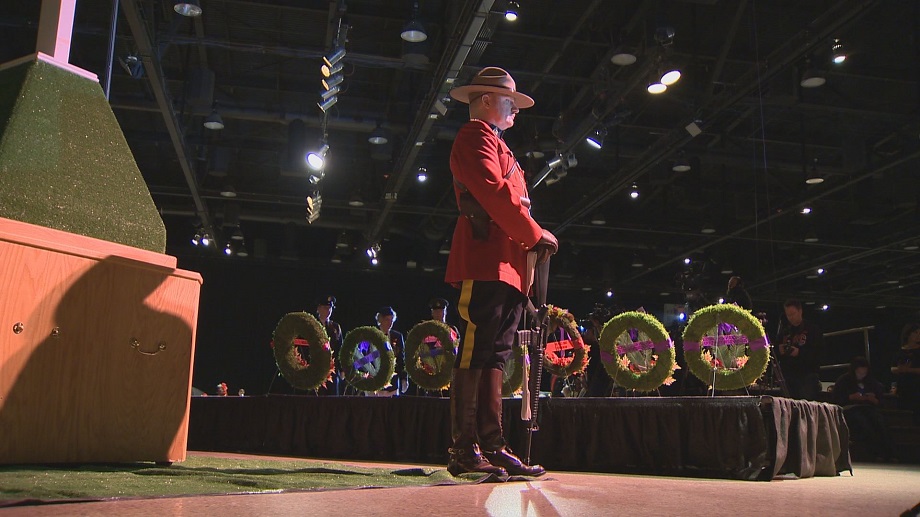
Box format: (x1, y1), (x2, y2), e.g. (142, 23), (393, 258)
(191, 232), (200, 246)
(606, 289), (614, 298)
(683, 257), (691, 265)
(817, 268), (825, 275)
(317, 96), (338, 113)
(821, 304), (829, 311)
(321, 62), (343, 78)
(323, 47), (346, 69)
(718, 297), (725, 304)
(832, 39), (846, 64)
(306, 143), (329, 171)
(200, 233), (211, 247)
(224, 243), (232, 256)
(368, 124), (388, 145)
(586, 128), (606, 149)
(504, 1), (519, 21)
(647, 79), (666, 94)
(417, 166), (428, 182)
(629, 183), (640, 199)
(322, 73), (344, 91)
(801, 207), (812, 214)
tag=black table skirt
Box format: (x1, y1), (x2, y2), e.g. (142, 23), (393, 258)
(188, 395), (850, 481)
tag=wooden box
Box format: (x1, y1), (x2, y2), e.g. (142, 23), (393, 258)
(0, 217), (202, 464)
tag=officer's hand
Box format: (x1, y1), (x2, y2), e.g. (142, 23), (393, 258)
(532, 229), (558, 265)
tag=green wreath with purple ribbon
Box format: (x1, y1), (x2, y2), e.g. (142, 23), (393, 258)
(272, 312), (333, 391)
(501, 339), (528, 397)
(405, 320), (457, 391)
(340, 326), (396, 392)
(598, 311), (675, 393)
(682, 303), (770, 391)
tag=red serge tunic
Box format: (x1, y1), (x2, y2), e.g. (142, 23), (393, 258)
(444, 120), (544, 295)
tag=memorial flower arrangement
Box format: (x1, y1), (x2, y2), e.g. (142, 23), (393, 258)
(682, 304), (770, 391)
(598, 311), (676, 393)
(272, 312), (334, 391)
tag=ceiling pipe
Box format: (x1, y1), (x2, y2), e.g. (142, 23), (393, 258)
(366, 0), (495, 244)
(119, 0), (214, 237)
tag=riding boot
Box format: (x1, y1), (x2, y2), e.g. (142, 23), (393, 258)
(477, 368), (546, 477)
(447, 368), (508, 478)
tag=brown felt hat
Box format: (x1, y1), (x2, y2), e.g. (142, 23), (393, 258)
(449, 67), (534, 109)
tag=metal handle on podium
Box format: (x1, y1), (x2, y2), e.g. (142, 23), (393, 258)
(131, 338), (167, 355)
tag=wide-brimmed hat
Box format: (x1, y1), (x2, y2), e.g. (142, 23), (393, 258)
(449, 67), (534, 109)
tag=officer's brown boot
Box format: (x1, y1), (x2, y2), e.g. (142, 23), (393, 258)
(447, 368), (508, 478)
(477, 368), (546, 477)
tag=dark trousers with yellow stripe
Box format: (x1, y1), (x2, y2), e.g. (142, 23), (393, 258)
(455, 279), (525, 371)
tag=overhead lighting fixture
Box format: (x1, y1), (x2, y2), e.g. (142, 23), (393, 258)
(401, 3), (427, 42)
(720, 264), (733, 275)
(504, 1), (520, 21)
(831, 38), (846, 64)
(317, 96), (338, 113)
(417, 166), (428, 182)
(610, 47), (637, 66)
(231, 227), (244, 241)
(590, 213), (606, 225)
(306, 192), (322, 223)
(805, 158), (824, 185)
(203, 109), (224, 130)
(330, 255), (342, 264)
(348, 192), (365, 207)
(801, 207), (812, 214)
(671, 154), (691, 172)
(174, 0), (202, 17)
(821, 304), (829, 311)
(631, 255), (644, 268)
(647, 75), (667, 94)
(817, 268), (825, 274)
(439, 240), (451, 255)
(606, 289), (614, 298)
(629, 183), (640, 199)
(219, 184), (236, 198)
(904, 243), (919, 251)
(659, 65), (681, 86)
(803, 231), (819, 243)
(368, 124), (388, 145)
(224, 242), (233, 256)
(306, 143), (329, 171)
(191, 232), (200, 246)
(236, 246), (248, 258)
(701, 221), (716, 234)
(683, 257), (691, 265)
(200, 233), (211, 247)
(800, 60), (826, 88)
(585, 128), (606, 149)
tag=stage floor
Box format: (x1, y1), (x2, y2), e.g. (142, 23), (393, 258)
(5, 452), (919, 517)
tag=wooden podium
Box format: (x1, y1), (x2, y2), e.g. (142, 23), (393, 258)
(0, 217), (202, 464)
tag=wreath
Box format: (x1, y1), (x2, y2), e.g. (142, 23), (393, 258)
(501, 339), (528, 397)
(598, 311), (676, 393)
(271, 312), (334, 391)
(339, 326), (397, 392)
(405, 320), (458, 391)
(682, 303), (770, 391)
(543, 305), (590, 377)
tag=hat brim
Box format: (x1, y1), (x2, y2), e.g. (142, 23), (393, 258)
(449, 85), (534, 109)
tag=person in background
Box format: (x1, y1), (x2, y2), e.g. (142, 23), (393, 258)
(892, 322), (920, 422)
(833, 356), (897, 461)
(316, 295), (343, 395)
(724, 276), (752, 310)
(584, 304), (612, 397)
(776, 299), (824, 400)
(444, 66), (557, 478)
(216, 382), (228, 396)
(375, 306), (407, 396)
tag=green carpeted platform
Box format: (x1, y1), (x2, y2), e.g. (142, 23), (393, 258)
(0, 455), (480, 506)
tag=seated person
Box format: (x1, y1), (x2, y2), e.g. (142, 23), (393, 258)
(833, 356), (897, 461)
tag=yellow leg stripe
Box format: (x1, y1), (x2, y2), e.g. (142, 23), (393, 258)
(458, 279), (476, 369)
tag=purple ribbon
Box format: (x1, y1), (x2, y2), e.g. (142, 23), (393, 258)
(749, 336), (769, 350)
(353, 340), (388, 370)
(683, 340), (701, 352)
(701, 334), (750, 347)
(614, 339), (673, 356)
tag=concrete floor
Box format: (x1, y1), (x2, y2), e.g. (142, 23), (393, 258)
(4, 453), (919, 517)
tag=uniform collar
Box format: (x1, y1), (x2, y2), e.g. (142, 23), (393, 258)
(470, 118), (503, 138)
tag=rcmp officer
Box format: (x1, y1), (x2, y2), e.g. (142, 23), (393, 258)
(316, 295), (343, 395)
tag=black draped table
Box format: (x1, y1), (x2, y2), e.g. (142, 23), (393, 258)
(188, 395), (850, 481)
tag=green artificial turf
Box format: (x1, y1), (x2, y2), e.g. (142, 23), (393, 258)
(0, 455), (480, 504)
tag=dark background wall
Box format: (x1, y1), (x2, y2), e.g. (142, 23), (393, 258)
(178, 256), (916, 396)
